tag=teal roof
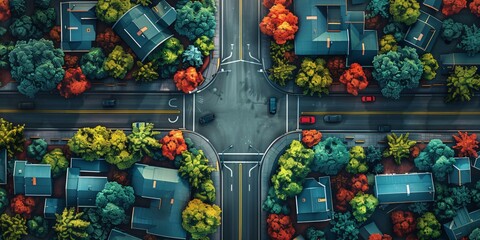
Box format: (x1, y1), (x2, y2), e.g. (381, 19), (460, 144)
(60, 2), (97, 52)
(359, 222), (382, 240)
(108, 229), (141, 240)
(441, 53), (480, 67)
(404, 11), (442, 52)
(423, 0), (442, 11)
(66, 168), (107, 207)
(295, 177), (333, 223)
(13, 161), (26, 195)
(14, 161), (52, 196)
(374, 173), (435, 204)
(444, 207), (480, 240)
(132, 164), (184, 199)
(113, 1), (176, 61)
(0, 149), (6, 184)
(70, 158), (109, 173)
(44, 198), (66, 219)
(348, 23), (378, 66)
(474, 156), (480, 170)
(448, 157), (471, 186)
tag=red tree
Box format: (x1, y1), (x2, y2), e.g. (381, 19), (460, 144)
(111, 169), (130, 186)
(57, 67), (91, 98)
(49, 26), (61, 43)
(96, 28), (121, 53)
(339, 63), (368, 96)
(144, 234), (157, 240)
(301, 130), (322, 148)
(470, 0), (480, 16)
(391, 210), (416, 237)
(453, 131), (479, 157)
(11, 195), (36, 218)
(160, 130), (188, 160)
(351, 174), (369, 194)
(369, 234), (393, 240)
(0, 0), (11, 22)
(173, 67), (204, 93)
(334, 187), (354, 212)
(327, 56), (346, 79)
(263, 0), (292, 8)
(442, 0), (467, 16)
(331, 172), (350, 190)
(64, 54), (79, 68)
(266, 214), (295, 240)
(259, 4), (298, 45)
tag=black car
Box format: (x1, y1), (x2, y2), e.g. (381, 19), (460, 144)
(17, 101), (35, 110)
(102, 99), (117, 108)
(269, 97), (277, 114)
(323, 115), (342, 123)
(377, 125), (392, 132)
(199, 113), (215, 125)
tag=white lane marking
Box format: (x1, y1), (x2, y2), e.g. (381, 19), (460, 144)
(220, 153), (264, 156)
(168, 98), (177, 108)
(222, 51), (233, 62)
(248, 164), (258, 177)
(221, 0), (224, 57)
(248, 52), (260, 62)
(231, 184), (233, 191)
(168, 116), (179, 123)
(224, 164), (233, 177)
(248, 184), (251, 191)
(221, 59), (262, 65)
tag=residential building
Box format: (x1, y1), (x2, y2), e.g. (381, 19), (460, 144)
(70, 158), (109, 173)
(108, 229), (141, 240)
(448, 157), (471, 186)
(444, 207), (480, 239)
(60, 1), (98, 52)
(295, 176), (333, 223)
(113, 0), (177, 61)
(359, 222), (382, 240)
(374, 173), (435, 204)
(131, 164), (189, 239)
(65, 167), (107, 207)
(440, 53), (480, 74)
(13, 161), (52, 196)
(44, 198), (66, 219)
(0, 148), (6, 184)
(404, 11), (442, 52)
(423, 0), (442, 11)
(474, 156), (480, 171)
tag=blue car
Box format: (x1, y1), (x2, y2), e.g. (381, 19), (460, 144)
(269, 97), (277, 114)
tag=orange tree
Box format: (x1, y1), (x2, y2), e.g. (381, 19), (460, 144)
(259, 4), (298, 44)
(442, 0), (466, 16)
(10, 195), (36, 219)
(263, 0), (292, 8)
(160, 130), (188, 161)
(0, 0), (10, 22)
(301, 130), (322, 148)
(339, 63), (368, 96)
(470, 0), (480, 16)
(57, 67), (91, 99)
(173, 67), (204, 93)
(453, 131), (479, 157)
(266, 214), (295, 240)
(391, 210), (416, 237)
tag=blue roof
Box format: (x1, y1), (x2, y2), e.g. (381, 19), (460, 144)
(14, 161), (52, 196)
(108, 229), (141, 240)
(132, 164), (184, 199)
(444, 207), (480, 240)
(70, 158), (109, 173)
(60, 2), (98, 52)
(423, 0), (442, 11)
(404, 11), (442, 52)
(14, 161), (26, 195)
(359, 222), (382, 240)
(0, 149), (6, 184)
(441, 53), (480, 67)
(374, 173), (435, 204)
(448, 157), (471, 186)
(66, 168), (107, 207)
(295, 177), (333, 223)
(474, 156), (480, 170)
(348, 23), (378, 66)
(113, 1), (176, 61)
(44, 198), (66, 219)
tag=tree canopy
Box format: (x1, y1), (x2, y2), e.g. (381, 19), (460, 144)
(95, 181), (135, 226)
(182, 199), (221, 239)
(259, 4), (298, 44)
(80, 48), (108, 80)
(53, 208), (90, 240)
(312, 137), (349, 175)
(295, 58), (333, 96)
(41, 148), (69, 178)
(96, 0), (131, 24)
(0, 118), (25, 158)
(383, 133), (416, 164)
(175, 1), (216, 41)
(414, 139), (454, 171)
(389, 0), (420, 25)
(103, 45), (134, 79)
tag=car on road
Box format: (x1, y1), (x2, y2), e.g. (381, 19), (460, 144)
(102, 99), (117, 108)
(377, 125), (392, 132)
(269, 97), (277, 114)
(17, 101), (35, 110)
(323, 115), (342, 123)
(199, 113), (215, 125)
(361, 96), (376, 102)
(299, 115), (316, 124)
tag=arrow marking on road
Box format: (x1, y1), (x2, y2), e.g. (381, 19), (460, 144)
(168, 116), (179, 124)
(224, 164), (233, 177)
(168, 98), (177, 108)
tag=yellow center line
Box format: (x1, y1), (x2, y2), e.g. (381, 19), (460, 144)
(302, 111), (480, 115)
(0, 109), (180, 114)
(238, 163), (243, 240)
(239, 0), (243, 60)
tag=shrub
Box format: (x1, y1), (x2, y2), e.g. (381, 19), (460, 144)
(103, 46), (134, 79)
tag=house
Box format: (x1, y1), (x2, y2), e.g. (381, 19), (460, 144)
(44, 198), (66, 219)
(294, 0), (378, 66)
(440, 53), (480, 74)
(13, 161), (52, 196)
(474, 156), (480, 170)
(131, 164), (189, 239)
(448, 157), (471, 186)
(404, 11), (442, 52)
(359, 222), (382, 240)
(295, 176), (333, 223)
(444, 207), (480, 239)
(70, 158), (109, 173)
(108, 229), (141, 240)
(113, 0), (177, 61)
(423, 0), (442, 11)
(0, 148), (6, 184)
(65, 167), (107, 207)
(60, 1), (98, 52)
(374, 173), (435, 204)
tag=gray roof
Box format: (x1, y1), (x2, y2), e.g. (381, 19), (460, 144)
(295, 176), (333, 223)
(374, 173), (435, 204)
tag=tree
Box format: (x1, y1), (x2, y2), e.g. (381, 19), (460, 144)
(32, 8), (56, 33)
(301, 130), (322, 148)
(296, 58), (333, 96)
(0, 118), (25, 158)
(173, 67), (204, 93)
(383, 22), (405, 41)
(35, 0), (51, 9)
(194, 178), (216, 203)
(414, 139), (454, 171)
(269, 62), (297, 86)
(451, 186), (472, 207)
(160, 130), (188, 161)
(42, 148), (69, 178)
(266, 213), (295, 240)
(312, 137), (349, 175)
(57, 67), (91, 98)
(373, 47), (423, 99)
(9, 39), (65, 98)
(446, 66), (480, 102)
(409, 202), (431, 215)
(132, 61), (159, 82)
(68, 126), (112, 161)
(0, 214), (27, 240)
(11, 195), (36, 218)
(369, 234), (393, 240)
(306, 227), (326, 240)
(95, 28), (121, 53)
(379, 34), (398, 53)
(27, 138), (48, 160)
(417, 212), (441, 240)
(105, 130), (134, 170)
(194, 36), (214, 56)
(0, 42), (13, 69)
(0, 188), (7, 213)
(470, 0), (480, 16)
(433, 184), (457, 221)
(96, 0), (131, 24)
(27, 216), (48, 238)
(441, 19), (464, 42)
(182, 45), (203, 68)
(127, 122), (162, 160)
(391, 210), (416, 237)
(179, 150), (214, 189)
(470, 228), (480, 240)
(9, 16), (41, 40)
(182, 199), (221, 239)
(366, 0), (390, 18)
(349, 193), (378, 222)
(339, 63), (368, 96)
(346, 146), (368, 174)
(326, 56), (346, 80)
(331, 212), (359, 240)
(64, 54), (79, 68)
(80, 48), (108, 80)
(453, 131), (479, 157)
(49, 26), (61, 43)
(472, 181), (480, 208)
(9, 0), (25, 17)
(420, 53), (439, 81)
(335, 187), (355, 212)
(0, 0), (10, 22)
(262, 186), (290, 214)
(270, 41), (295, 65)
(432, 156), (456, 181)
(175, 1), (216, 41)
(263, 0), (292, 8)
(103, 45), (134, 79)
(383, 133), (416, 164)
(147, 37), (184, 66)
(82, 208), (111, 240)
(259, 4), (298, 45)
(442, 0), (466, 16)
(351, 174), (369, 194)
(366, 145), (382, 165)
(389, 0), (420, 25)
(457, 24), (480, 56)
(96, 182), (135, 226)
(53, 208), (90, 240)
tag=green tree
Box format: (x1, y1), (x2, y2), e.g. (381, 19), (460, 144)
(27, 216), (49, 238)
(262, 186), (290, 214)
(458, 24), (480, 56)
(80, 48), (108, 80)
(346, 146), (368, 174)
(27, 138), (48, 160)
(389, 0), (420, 25)
(0, 214), (28, 240)
(175, 1), (216, 41)
(95, 182), (135, 226)
(408, 202), (431, 215)
(349, 193), (378, 222)
(53, 208), (90, 240)
(331, 212), (359, 240)
(0, 118), (25, 158)
(295, 58), (333, 96)
(366, 145), (382, 164)
(148, 37), (184, 66)
(269, 62), (297, 86)
(179, 150), (214, 189)
(470, 228), (480, 240)
(0, 188), (8, 213)
(420, 53), (439, 80)
(0, 42), (14, 70)
(366, 0), (390, 18)
(9, 16), (41, 40)
(416, 212), (441, 240)
(414, 139), (454, 171)
(472, 181), (480, 208)
(132, 61), (159, 82)
(68, 126), (111, 161)
(383, 22), (405, 41)
(32, 8), (56, 33)
(306, 227), (326, 240)
(9, 0), (26, 16)
(194, 36), (215, 56)
(127, 122), (162, 160)
(34, 0), (52, 9)
(82, 208), (111, 240)
(441, 19), (464, 42)
(41, 148), (69, 178)
(432, 156), (456, 181)
(269, 41), (294, 65)
(383, 133), (416, 164)
(445, 66), (480, 102)
(372, 47), (423, 99)
(379, 34), (398, 53)
(451, 186), (472, 208)
(105, 130), (135, 170)
(96, 0), (131, 24)
(181, 199), (221, 239)
(103, 46), (134, 79)
(433, 184), (457, 221)
(312, 137), (349, 175)
(194, 178), (216, 203)
(135, 0), (152, 6)
(182, 45), (203, 68)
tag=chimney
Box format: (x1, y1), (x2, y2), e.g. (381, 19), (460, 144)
(153, 180), (157, 188)
(170, 198), (174, 205)
(327, 38), (331, 48)
(362, 43), (365, 56)
(32, 177), (37, 186)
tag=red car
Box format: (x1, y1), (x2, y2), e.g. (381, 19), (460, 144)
(299, 116), (316, 124)
(361, 96), (376, 102)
